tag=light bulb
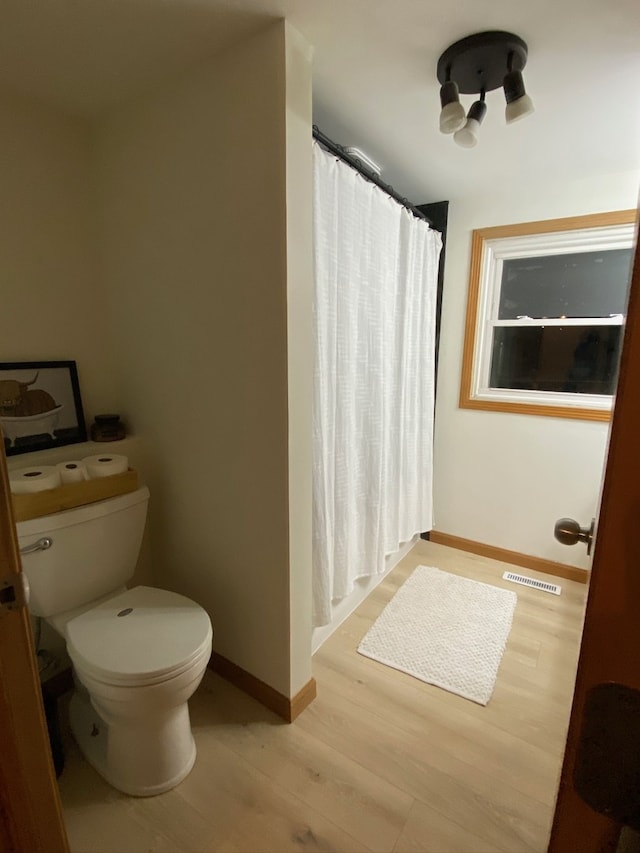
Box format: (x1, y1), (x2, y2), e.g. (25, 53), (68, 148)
(505, 93), (535, 124)
(454, 118), (481, 148)
(440, 101), (466, 133)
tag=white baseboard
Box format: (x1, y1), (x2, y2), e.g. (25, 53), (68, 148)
(311, 535), (418, 654)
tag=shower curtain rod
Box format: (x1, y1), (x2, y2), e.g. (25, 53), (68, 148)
(312, 125), (432, 225)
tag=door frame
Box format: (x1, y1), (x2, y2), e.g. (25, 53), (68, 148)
(0, 441), (69, 851)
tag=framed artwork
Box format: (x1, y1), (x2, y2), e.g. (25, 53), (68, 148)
(0, 360), (87, 456)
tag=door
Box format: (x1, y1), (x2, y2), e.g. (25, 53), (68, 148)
(549, 213), (640, 851)
(0, 440), (69, 851)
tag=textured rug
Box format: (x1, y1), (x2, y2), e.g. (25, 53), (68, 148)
(357, 565), (517, 705)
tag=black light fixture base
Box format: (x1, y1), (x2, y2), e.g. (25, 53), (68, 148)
(437, 31), (528, 95)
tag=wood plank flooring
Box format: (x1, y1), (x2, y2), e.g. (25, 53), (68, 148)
(59, 540), (587, 852)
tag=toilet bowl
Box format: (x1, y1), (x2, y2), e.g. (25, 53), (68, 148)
(17, 486), (213, 796)
(65, 585), (212, 795)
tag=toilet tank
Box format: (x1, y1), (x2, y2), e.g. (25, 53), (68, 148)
(17, 486), (150, 619)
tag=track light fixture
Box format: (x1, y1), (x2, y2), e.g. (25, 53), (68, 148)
(436, 31), (534, 146)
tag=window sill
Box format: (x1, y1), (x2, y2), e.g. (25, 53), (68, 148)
(459, 391), (612, 422)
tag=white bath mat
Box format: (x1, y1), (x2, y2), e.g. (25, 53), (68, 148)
(357, 565), (517, 705)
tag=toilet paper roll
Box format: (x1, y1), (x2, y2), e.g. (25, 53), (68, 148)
(56, 460), (87, 484)
(9, 466), (62, 494)
(82, 453), (128, 479)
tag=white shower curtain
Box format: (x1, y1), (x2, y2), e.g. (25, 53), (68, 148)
(313, 142), (442, 627)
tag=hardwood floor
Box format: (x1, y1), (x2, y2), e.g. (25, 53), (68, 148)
(59, 540), (587, 852)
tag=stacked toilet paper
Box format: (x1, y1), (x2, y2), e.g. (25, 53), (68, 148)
(82, 454), (128, 479)
(57, 460), (88, 484)
(9, 454), (129, 494)
(9, 466), (62, 494)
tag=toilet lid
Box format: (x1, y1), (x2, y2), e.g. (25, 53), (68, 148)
(66, 586), (212, 686)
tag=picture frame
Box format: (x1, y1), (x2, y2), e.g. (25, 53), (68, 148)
(0, 360), (87, 456)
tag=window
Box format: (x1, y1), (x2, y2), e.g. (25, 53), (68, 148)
(460, 211), (637, 421)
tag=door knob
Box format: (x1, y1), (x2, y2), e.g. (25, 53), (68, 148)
(554, 517), (595, 555)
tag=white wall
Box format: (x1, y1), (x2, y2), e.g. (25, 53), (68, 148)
(0, 92), (155, 674)
(96, 21), (313, 698)
(434, 171), (640, 569)
(0, 90), (117, 423)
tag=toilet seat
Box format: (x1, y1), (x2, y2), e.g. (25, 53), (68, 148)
(66, 586), (212, 687)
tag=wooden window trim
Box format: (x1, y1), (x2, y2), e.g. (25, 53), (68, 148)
(459, 210), (638, 421)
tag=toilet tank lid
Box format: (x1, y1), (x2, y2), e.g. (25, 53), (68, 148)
(66, 585), (212, 684)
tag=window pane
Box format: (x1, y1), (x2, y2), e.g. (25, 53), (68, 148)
(490, 325), (623, 395)
(498, 249), (633, 320)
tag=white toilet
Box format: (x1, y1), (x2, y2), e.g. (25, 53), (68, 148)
(17, 486), (212, 797)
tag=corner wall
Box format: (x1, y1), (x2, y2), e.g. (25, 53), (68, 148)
(283, 25), (314, 693)
(434, 171), (640, 569)
(96, 21), (313, 697)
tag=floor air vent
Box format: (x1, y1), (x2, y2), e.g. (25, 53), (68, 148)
(502, 572), (561, 595)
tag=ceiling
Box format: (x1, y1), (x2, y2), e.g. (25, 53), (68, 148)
(0, 0), (639, 203)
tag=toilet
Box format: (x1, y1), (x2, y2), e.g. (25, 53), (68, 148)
(17, 486), (212, 797)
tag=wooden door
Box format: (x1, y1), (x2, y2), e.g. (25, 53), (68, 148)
(0, 441), (69, 851)
(549, 215), (640, 851)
